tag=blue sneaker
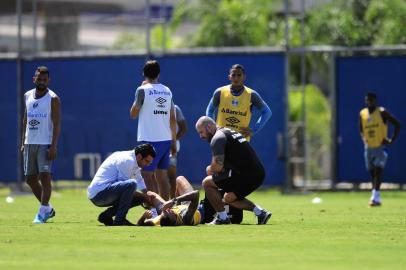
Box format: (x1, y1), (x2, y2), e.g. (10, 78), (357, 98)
(46, 208), (56, 221)
(33, 213), (45, 224)
(32, 208), (56, 224)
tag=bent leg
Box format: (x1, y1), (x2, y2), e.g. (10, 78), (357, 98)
(224, 192), (255, 211)
(175, 175), (194, 196)
(202, 176), (224, 212)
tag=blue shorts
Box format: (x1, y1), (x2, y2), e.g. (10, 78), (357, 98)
(364, 146), (388, 170)
(140, 140), (171, 171)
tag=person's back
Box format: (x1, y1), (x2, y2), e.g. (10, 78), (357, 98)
(130, 60), (177, 200)
(87, 150), (139, 199)
(213, 127), (264, 173)
(137, 83), (173, 142)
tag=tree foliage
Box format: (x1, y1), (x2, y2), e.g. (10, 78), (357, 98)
(306, 0), (406, 46)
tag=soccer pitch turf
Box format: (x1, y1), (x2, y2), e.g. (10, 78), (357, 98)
(0, 188), (405, 270)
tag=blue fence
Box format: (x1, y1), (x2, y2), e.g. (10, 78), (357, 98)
(0, 53), (286, 186)
(336, 55), (406, 182)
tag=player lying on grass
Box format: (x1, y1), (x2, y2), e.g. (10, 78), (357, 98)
(137, 176), (201, 226)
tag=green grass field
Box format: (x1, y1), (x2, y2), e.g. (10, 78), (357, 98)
(0, 188), (405, 270)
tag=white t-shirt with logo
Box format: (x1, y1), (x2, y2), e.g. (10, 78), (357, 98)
(87, 150), (146, 199)
(24, 88), (56, 145)
(137, 83), (173, 142)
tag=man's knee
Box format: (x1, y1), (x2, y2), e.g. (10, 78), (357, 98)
(202, 177), (215, 190)
(25, 175), (38, 185)
(124, 180), (137, 191)
(176, 175), (187, 185)
(223, 192), (237, 204)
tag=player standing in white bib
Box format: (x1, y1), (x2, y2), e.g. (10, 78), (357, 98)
(21, 66), (61, 224)
(130, 60), (177, 200)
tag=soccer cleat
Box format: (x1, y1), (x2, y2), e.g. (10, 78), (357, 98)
(113, 219), (135, 226)
(98, 211), (114, 226)
(368, 200), (382, 207)
(207, 216), (231, 225)
(257, 210), (272, 225)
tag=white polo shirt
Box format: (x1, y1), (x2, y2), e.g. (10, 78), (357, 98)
(87, 150), (146, 199)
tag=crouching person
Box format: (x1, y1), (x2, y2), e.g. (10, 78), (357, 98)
(87, 143), (156, 226)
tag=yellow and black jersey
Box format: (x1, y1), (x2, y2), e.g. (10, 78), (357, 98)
(216, 85), (253, 140)
(150, 205), (201, 226)
(360, 107), (387, 148)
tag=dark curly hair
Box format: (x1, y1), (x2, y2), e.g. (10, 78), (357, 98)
(134, 143), (156, 158)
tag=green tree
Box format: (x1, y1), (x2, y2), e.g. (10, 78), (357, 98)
(306, 0), (406, 46)
(290, 85), (331, 179)
(171, 0), (276, 47)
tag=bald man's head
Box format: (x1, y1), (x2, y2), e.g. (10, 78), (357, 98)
(195, 116), (217, 142)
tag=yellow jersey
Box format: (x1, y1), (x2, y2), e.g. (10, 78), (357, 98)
(360, 107), (387, 148)
(151, 204), (201, 226)
(216, 85), (253, 140)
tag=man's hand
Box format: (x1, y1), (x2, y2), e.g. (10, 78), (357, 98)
(206, 165), (213, 176)
(142, 210), (153, 219)
(47, 145), (57, 160)
(162, 199), (176, 211)
(20, 145), (24, 153)
(239, 127), (253, 138)
(170, 141), (177, 155)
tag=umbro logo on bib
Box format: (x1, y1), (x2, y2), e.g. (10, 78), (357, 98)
(29, 119), (40, 127)
(155, 97), (167, 105)
(225, 117), (240, 125)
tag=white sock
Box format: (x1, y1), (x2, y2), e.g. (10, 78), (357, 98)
(218, 211), (228, 220)
(371, 189), (376, 200)
(253, 206), (263, 216)
(374, 191), (381, 202)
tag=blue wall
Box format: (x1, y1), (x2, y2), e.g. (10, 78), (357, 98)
(1, 53), (286, 185)
(0, 60), (18, 181)
(336, 55), (406, 182)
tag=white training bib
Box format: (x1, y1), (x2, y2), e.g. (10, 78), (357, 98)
(24, 89), (56, 145)
(137, 83), (173, 142)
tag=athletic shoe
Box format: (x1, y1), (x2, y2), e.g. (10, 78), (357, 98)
(207, 216), (231, 225)
(33, 213), (45, 224)
(368, 200), (382, 207)
(32, 208), (56, 224)
(98, 211), (114, 226)
(48, 208), (56, 219)
(257, 210), (272, 225)
(113, 219), (135, 226)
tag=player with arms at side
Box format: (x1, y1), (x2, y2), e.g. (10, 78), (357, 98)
(21, 66), (61, 224)
(359, 92), (400, 207)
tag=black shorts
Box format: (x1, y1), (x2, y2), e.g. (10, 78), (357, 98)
(212, 168), (265, 199)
